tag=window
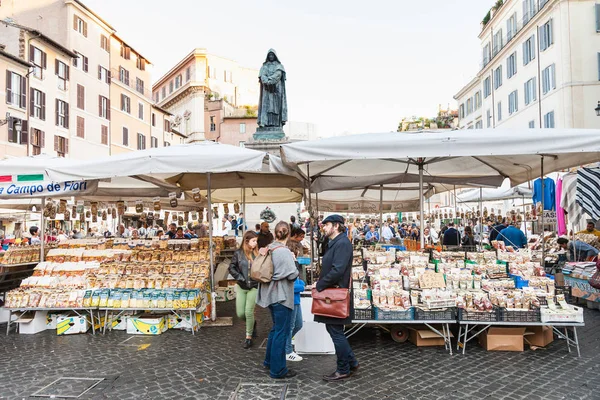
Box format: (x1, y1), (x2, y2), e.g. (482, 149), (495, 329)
(31, 129), (44, 155)
(76, 84), (85, 110)
(7, 118), (27, 144)
(137, 133), (146, 150)
(164, 119), (171, 132)
(76, 116), (85, 138)
(55, 60), (69, 90)
(466, 98), (472, 115)
(151, 137), (158, 148)
(542, 64), (556, 95)
(55, 135), (68, 157)
(474, 91), (482, 110)
(30, 88), (45, 120)
(507, 52), (517, 78)
(494, 66), (503, 89)
(100, 35), (110, 52)
(73, 15), (87, 37)
(493, 29), (503, 55)
(507, 13), (517, 41)
(120, 45), (131, 60)
(596, 4), (600, 32)
(524, 77), (537, 105)
(175, 75), (182, 89)
(98, 66), (110, 84)
(523, 35), (536, 66)
(73, 53), (89, 72)
(119, 67), (130, 85)
(136, 57), (146, 71)
(523, 0), (536, 24)
(121, 94), (131, 113)
(210, 116), (216, 131)
(544, 111), (555, 128)
(597, 53), (600, 80)
(138, 103), (144, 120)
(101, 125), (108, 145)
(240, 123), (246, 134)
(6, 71), (26, 108)
(540, 19), (553, 51)
(508, 90), (519, 115)
(29, 45), (47, 79)
(99, 95), (110, 119)
(164, 141), (171, 147)
(486, 109), (492, 128)
(483, 77), (491, 98)
(482, 43), (491, 67)
(497, 102), (503, 121)
(169, 81), (174, 94)
(122, 127), (129, 146)
(151, 113), (156, 127)
(239, 141), (246, 148)
(56, 99), (69, 128)
(475, 120), (483, 129)
(459, 104), (465, 119)
(136, 78), (144, 95)
(186, 66), (191, 81)
(162, 87), (166, 99)
(528, 120), (535, 128)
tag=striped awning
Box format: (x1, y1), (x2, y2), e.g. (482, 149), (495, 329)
(576, 167), (600, 221)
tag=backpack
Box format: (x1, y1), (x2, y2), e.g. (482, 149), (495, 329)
(250, 245), (286, 283)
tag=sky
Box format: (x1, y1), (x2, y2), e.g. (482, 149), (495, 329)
(86, 0), (493, 137)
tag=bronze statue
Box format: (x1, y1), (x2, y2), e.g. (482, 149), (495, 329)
(255, 49), (287, 140)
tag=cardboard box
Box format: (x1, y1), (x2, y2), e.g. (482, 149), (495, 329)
(218, 279), (237, 288)
(479, 327), (526, 352)
(57, 314), (90, 335)
(126, 314), (167, 335)
(524, 326), (554, 347)
(46, 313), (63, 330)
(18, 311), (48, 335)
(215, 286), (236, 302)
(408, 327), (451, 347)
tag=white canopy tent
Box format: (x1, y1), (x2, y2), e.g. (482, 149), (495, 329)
(281, 129), (600, 249)
(457, 184), (533, 203)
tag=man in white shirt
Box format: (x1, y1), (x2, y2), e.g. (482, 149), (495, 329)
(221, 215), (232, 236)
(381, 222), (394, 242)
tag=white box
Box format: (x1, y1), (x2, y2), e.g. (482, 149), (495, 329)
(57, 314), (90, 335)
(541, 306), (584, 323)
(294, 294), (335, 355)
(18, 311), (48, 335)
(46, 313), (64, 330)
(0, 307), (10, 323)
(126, 315), (167, 335)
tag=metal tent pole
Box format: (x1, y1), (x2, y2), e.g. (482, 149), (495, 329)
(540, 156), (545, 265)
(479, 188), (483, 251)
(419, 163), (425, 249)
(454, 185), (458, 224)
(207, 172), (216, 321)
(40, 197), (46, 261)
(379, 184), (383, 242)
(522, 195), (527, 240)
(242, 188), (246, 236)
(306, 164), (314, 284)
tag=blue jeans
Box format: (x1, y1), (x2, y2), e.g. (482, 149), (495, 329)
(285, 304), (303, 354)
(326, 324), (358, 375)
(263, 303), (292, 378)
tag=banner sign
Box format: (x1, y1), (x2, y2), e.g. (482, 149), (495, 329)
(0, 180), (98, 199)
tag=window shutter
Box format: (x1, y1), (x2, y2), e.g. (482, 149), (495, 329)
(539, 26), (546, 50)
(29, 44), (34, 62)
(598, 53), (600, 81)
(98, 95), (102, 116)
(55, 59), (59, 75)
(107, 69), (111, 84)
(55, 99), (59, 125)
(20, 76), (26, 108)
(73, 15), (78, 30)
(20, 120), (28, 144)
(65, 138), (69, 154)
(83, 21), (87, 37)
(42, 51), (47, 69)
(596, 4), (600, 32)
(98, 65), (101, 80)
(66, 65), (70, 80)
(5, 70), (11, 104)
(7, 118), (13, 142)
(41, 131), (45, 148)
(107, 99), (111, 120)
(64, 103), (69, 128)
(54, 135), (59, 151)
(83, 56), (88, 72)
(30, 88), (35, 116)
(120, 45), (124, 58)
(41, 92), (46, 120)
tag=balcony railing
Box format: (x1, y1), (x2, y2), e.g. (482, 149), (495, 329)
(110, 68), (153, 100)
(480, 0), (549, 70)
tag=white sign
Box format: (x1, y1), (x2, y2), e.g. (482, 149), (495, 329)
(542, 210), (557, 224)
(0, 180), (98, 199)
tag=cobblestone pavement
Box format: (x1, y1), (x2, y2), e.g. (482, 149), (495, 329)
(1, 302), (599, 400)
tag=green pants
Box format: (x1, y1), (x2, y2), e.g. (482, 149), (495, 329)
(235, 285), (258, 336)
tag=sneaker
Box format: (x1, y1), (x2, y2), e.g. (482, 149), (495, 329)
(273, 369), (297, 379)
(286, 352), (303, 362)
(243, 339), (252, 349)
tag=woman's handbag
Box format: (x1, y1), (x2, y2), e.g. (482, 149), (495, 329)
(311, 287), (350, 319)
(589, 260), (600, 290)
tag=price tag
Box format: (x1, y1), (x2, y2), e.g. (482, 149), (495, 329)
(419, 272), (446, 289)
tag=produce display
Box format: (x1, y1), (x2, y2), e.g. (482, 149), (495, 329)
(1, 245), (52, 265)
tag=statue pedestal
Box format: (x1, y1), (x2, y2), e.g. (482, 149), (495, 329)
(246, 128), (289, 157)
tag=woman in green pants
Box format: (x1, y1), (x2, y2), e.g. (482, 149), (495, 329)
(229, 231), (259, 348)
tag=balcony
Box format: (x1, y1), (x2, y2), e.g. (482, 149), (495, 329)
(110, 68), (153, 100)
(479, 0), (550, 70)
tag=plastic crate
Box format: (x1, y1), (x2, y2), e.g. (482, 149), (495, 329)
(500, 308), (541, 322)
(297, 257), (311, 265)
(352, 307), (375, 321)
(458, 307), (501, 322)
(374, 307), (414, 321)
(415, 307), (456, 321)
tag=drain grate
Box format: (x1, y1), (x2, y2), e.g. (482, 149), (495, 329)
(31, 377), (104, 398)
(230, 383), (288, 400)
(259, 338), (268, 349)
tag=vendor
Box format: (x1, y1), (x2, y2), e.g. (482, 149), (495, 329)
(365, 225), (379, 242)
(257, 222), (274, 249)
(577, 221), (600, 239)
(497, 222), (527, 249)
(557, 237), (599, 262)
(166, 223), (177, 239)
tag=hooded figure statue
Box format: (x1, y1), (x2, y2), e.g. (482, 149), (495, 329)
(257, 49), (287, 130)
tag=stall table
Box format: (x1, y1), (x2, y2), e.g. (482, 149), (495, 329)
(5, 307), (98, 335)
(458, 321), (584, 357)
(0, 262), (38, 299)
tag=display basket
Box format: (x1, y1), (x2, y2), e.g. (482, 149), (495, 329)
(458, 307), (501, 322)
(500, 308), (541, 322)
(352, 306), (375, 321)
(374, 307), (414, 321)
(424, 299), (456, 309)
(415, 307), (456, 321)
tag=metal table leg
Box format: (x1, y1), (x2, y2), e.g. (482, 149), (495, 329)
(446, 324), (452, 356)
(564, 328), (571, 353)
(190, 310), (195, 336)
(457, 325), (462, 351)
(90, 309), (95, 335)
(462, 324), (468, 355)
(573, 327), (580, 358)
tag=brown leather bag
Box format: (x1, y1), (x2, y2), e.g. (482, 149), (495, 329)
(311, 287), (350, 319)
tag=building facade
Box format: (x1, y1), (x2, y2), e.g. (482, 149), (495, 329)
(454, 0), (600, 130)
(153, 48), (259, 143)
